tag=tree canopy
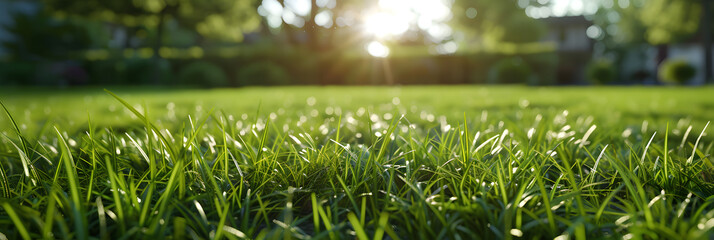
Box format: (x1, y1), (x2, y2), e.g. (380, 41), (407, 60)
(640, 0), (702, 45)
(591, 0), (706, 46)
(44, 0), (261, 42)
(452, 0), (546, 45)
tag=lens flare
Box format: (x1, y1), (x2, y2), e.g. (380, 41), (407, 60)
(363, 12), (410, 39)
(366, 41), (390, 58)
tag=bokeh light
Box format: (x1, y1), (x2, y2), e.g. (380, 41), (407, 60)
(366, 41), (390, 58)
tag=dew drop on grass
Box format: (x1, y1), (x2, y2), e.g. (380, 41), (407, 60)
(510, 229), (523, 237)
(356, 107), (365, 116)
(346, 116), (357, 124)
(546, 150), (557, 157)
(370, 114), (380, 122)
(518, 99), (529, 108)
(622, 128), (632, 138)
(554, 234), (569, 240)
(527, 128), (535, 139)
(306, 97), (316, 106)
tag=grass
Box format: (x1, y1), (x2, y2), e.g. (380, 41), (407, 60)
(0, 86), (713, 239)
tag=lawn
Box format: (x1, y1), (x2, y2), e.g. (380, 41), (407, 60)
(1, 86), (713, 239)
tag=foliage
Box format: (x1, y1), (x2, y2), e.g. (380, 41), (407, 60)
(0, 60), (89, 86)
(0, 13), (91, 60)
(488, 57), (532, 84)
(586, 59), (617, 84)
(43, 0), (261, 42)
(0, 61), (36, 85)
(0, 87), (713, 239)
(177, 61), (229, 87)
(658, 59), (697, 84)
(118, 58), (172, 84)
(522, 52), (558, 85)
(452, 0), (546, 45)
(640, 0), (702, 45)
(590, 0), (706, 46)
(235, 61), (289, 86)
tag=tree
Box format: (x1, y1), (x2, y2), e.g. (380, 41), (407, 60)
(1, 13), (91, 61)
(452, 0), (546, 47)
(701, 0), (712, 83)
(45, 0), (261, 42)
(591, 0), (712, 83)
(43, 0), (262, 81)
(640, 0), (701, 44)
(257, 0), (365, 48)
(256, 0), (381, 84)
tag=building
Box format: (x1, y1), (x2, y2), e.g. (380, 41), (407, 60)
(540, 16), (595, 84)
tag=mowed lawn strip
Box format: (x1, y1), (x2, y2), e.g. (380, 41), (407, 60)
(0, 86), (713, 239)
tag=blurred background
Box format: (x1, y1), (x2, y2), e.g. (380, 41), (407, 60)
(0, 0), (711, 87)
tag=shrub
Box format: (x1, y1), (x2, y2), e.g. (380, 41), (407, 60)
(586, 59), (616, 84)
(236, 61), (289, 86)
(177, 61), (228, 87)
(523, 52), (558, 85)
(117, 58), (172, 85)
(0, 61), (36, 85)
(488, 57), (532, 84)
(658, 59), (696, 84)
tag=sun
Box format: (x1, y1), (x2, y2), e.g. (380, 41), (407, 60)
(363, 11), (410, 39)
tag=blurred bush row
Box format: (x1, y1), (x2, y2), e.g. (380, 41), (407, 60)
(1, 55), (698, 87)
(0, 58), (289, 87)
(585, 58), (697, 85)
(0, 52), (561, 87)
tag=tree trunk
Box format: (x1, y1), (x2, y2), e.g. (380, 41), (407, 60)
(304, 0), (327, 84)
(703, 0), (712, 84)
(655, 44), (669, 84)
(153, 10), (166, 85)
(306, 0), (320, 51)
